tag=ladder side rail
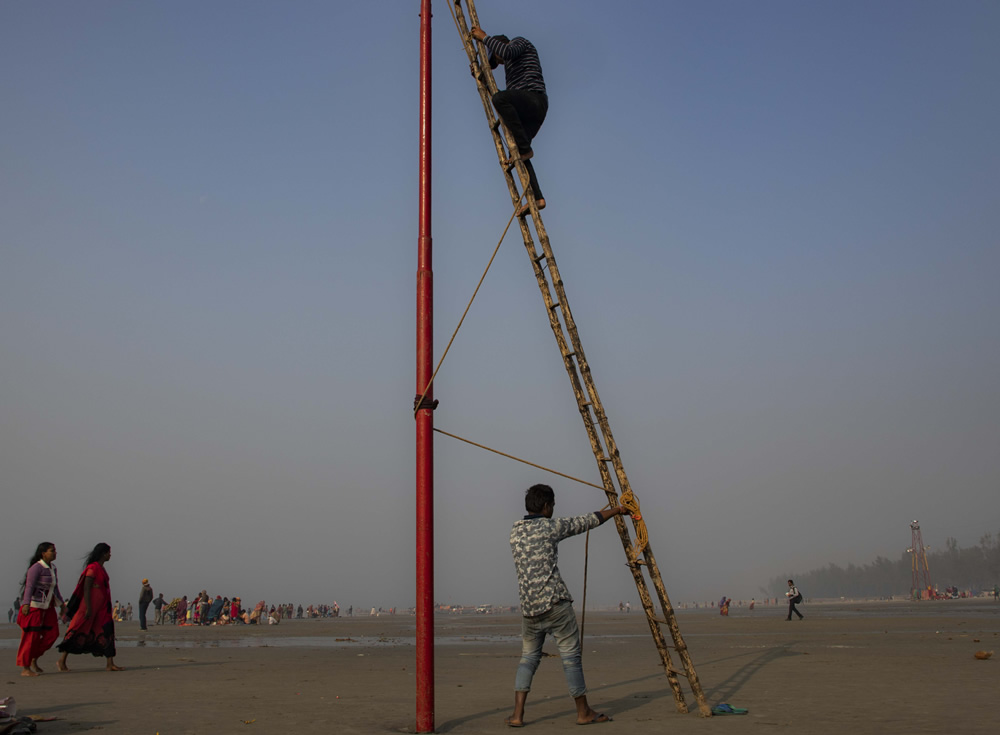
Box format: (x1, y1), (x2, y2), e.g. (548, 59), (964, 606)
(624, 546), (688, 711)
(527, 225), (649, 551)
(544, 228), (708, 716)
(642, 546), (712, 715)
(454, 2), (495, 96)
(570, 430), (687, 711)
(549, 292), (702, 713)
(540, 263), (622, 477)
(523, 263), (621, 487)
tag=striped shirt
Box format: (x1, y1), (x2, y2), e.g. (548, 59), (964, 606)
(484, 35), (546, 95)
(510, 513), (602, 617)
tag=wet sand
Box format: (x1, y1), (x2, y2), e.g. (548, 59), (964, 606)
(3, 600), (998, 734)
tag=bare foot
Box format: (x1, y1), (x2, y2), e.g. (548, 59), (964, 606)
(504, 716), (525, 728)
(517, 198), (545, 217)
(21, 668), (39, 677)
(502, 149), (534, 170)
(577, 711), (612, 725)
(107, 663), (125, 671)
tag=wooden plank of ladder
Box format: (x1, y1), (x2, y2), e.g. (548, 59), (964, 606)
(453, 0), (709, 718)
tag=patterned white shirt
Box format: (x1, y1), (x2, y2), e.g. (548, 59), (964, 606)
(510, 513), (602, 617)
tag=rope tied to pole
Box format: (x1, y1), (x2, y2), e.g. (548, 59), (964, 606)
(412, 201), (524, 418)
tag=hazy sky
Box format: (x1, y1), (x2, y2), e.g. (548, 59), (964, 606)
(3, 1), (998, 612)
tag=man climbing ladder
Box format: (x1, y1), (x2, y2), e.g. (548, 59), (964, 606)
(471, 25), (547, 217)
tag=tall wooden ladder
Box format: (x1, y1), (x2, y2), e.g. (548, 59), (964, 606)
(450, 0), (711, 717)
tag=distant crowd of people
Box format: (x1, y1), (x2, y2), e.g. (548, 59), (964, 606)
(152, 594), (347, 626)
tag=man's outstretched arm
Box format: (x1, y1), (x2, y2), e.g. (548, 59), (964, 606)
(597, 505), (629, 524)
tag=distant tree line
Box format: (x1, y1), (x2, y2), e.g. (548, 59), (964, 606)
(765, 532), (1000, 599)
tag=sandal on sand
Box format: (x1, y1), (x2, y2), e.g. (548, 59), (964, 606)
(578, 713), (612, 725)
(504, 717), (525, 728)
(711, 703), (748, 715)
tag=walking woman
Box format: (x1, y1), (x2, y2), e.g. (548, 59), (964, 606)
(17, 542), (66, 676)
(56, 543), (124, 671)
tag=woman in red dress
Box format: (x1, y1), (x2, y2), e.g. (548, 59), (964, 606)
(56, 543), (124, 672)
(17, 541), (66, 676)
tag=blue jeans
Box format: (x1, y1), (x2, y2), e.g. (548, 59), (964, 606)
(515, 600), (586, 698)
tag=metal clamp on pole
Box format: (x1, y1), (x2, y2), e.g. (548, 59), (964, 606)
(413, 394), (440, 412)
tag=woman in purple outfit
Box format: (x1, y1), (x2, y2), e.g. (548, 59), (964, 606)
(17, 542), (66, 676)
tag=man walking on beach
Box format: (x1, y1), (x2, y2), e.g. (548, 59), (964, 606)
(506, 483), (627, 727)
(153, 593), (165, 625)
(138, 579), (153, 631)
(785, 579), (803, 620)
(470, 25), (548, 218)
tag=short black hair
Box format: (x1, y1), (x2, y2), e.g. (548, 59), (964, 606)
(525, 484), (554, 513)
(488, 34), (510, 70)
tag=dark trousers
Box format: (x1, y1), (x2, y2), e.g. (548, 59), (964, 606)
(787, 597), (802, 619)
(139, 601), (149, 630)
(492, 89), (548, 201)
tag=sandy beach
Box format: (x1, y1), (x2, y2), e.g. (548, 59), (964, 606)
(3, 600), (998, 734)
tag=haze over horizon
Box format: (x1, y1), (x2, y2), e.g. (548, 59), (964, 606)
(3, 1), (998, 611)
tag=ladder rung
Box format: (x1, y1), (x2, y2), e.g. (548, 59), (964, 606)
(533, 252), (547, 263)
(666, 668), (689, 679)
(563, 351), (576, 359)
(549, 302), (561, 311)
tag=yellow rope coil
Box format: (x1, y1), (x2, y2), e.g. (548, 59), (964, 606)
(619, 487), (648, 553)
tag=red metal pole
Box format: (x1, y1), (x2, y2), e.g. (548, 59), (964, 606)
(416, 0), (434, 732)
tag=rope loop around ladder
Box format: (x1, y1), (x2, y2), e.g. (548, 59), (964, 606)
(620, 487), (648, 553)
